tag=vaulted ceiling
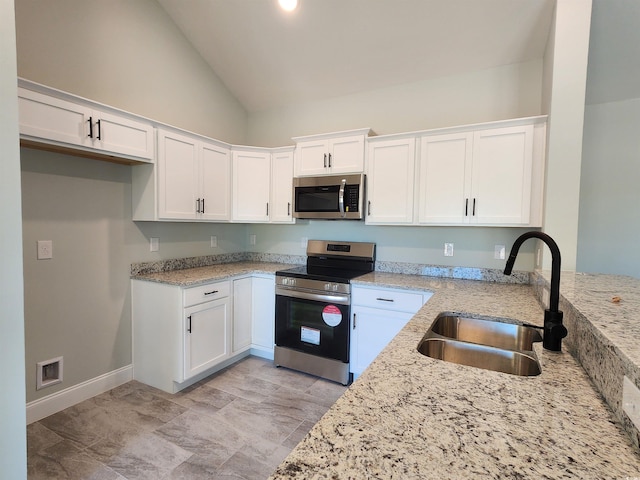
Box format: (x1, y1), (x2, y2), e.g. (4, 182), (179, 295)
(157, 0), (556, 113)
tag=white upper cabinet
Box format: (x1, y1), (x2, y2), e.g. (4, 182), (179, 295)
(270, 148), (295, 223)
(365, 136), (416, 224)
(418, 132), (473, 224)
(200, 142), (232, 221)
(157, 128), (231, 221)
(18, 83), (154, 163)
(232, 148), (272, 222)
(232, 146), (295, 223)
(417, 118), (545, 227)
(293, 128), (371, 176)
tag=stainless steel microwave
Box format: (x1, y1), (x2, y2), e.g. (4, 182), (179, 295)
(293, 173), (365, 220)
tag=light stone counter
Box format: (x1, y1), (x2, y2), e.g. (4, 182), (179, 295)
(271, 272), (640, 479)
(130, 261), (293, 286)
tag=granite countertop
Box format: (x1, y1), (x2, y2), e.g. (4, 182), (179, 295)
(130, 261), (291, 286)
(131, 260), (640, 477)
(270, 272), (640, 479)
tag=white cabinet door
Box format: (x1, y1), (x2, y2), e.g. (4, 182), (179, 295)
(232, 149), (271, 222)
(350, 306), (412, 377)
(251, 276), (275, 355)
(329, 135), (365, 174)
(471, 125), (533, 225)
(232, 277), (253, 353)
(91, 110), (154, 161)
(201, 142), (231, 221)
(294, 130), (368, 176)
(18, 87), (154, 162)
(418, 132), (472, 224)
(270, 150), (294, 223)
(366, 137), (416, 224)
(183, 296), (230, 380)
(157, 129), (199, 220)
(295, 139), (328, 176)
(19, 88), (91, 148)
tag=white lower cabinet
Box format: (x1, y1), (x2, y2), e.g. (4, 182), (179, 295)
(232, 275), (275, 358)
(132, 274), (275, 393)
(350, 286), (432, 378)
(132, 279), (232, 393)
(184, 295), (230, 379)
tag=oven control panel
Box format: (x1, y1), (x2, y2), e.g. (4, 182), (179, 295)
(276, 276), (351, 295)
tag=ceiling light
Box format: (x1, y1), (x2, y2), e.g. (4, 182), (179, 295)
(278, 0), (298, 12)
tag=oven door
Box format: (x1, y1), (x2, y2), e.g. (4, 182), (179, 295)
(275, 288), (350, 362)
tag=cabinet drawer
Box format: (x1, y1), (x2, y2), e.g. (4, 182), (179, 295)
(184, 281), (230, 307)
(352, 287), (425, 313)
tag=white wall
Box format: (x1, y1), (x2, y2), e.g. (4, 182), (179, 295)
(577, 98), (640, 277)
(541, 0), (592, 271)
(15, 0), (247, 143)
(0, 0), (27, 476)
(248, 60), (543, 147)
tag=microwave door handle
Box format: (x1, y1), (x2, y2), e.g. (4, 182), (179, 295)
(338, 178), (346, 217)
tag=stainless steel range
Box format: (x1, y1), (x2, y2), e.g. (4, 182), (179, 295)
(274, 239), (376, 385)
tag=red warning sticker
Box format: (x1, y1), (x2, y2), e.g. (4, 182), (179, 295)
(322, 305), (342, 327)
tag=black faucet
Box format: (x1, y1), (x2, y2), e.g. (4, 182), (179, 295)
(503, 231), (567, 351)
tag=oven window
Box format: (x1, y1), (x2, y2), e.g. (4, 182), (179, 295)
(275, 294), (350, 362)
(295, 186), (340, 212)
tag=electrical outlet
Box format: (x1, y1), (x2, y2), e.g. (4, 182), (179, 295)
(150, 237), (159, 252)
(37, 240), (53, 260)
(210, 235), (217, 248)
(494, 245), (506, 260)
(444, 243), (454, 257)
(249, 234), (257, 246)
(623, 377), (640, 431)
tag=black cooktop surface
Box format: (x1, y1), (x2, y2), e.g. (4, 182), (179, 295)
(275, 265), (370, 283)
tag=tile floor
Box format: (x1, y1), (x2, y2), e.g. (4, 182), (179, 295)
(27, 356), (347, 480)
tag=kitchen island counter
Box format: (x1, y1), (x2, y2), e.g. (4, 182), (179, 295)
(271, 272), (640, 479)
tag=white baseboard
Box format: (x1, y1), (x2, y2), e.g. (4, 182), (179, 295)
(26, 365), (133, 424)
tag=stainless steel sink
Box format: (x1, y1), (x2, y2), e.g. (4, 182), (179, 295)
(417, 337), (542, 376)
(429, 314), (542, 351)
(417, 313), (543, 376)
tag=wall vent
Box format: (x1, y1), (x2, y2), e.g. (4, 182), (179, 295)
(36, 356), (63, 390)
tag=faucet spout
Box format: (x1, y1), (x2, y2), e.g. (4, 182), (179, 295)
(503, 231), (567, 351)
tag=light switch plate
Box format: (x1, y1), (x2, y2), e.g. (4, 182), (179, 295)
(623, 376), (640, 430)
(37, 240), (53, 260)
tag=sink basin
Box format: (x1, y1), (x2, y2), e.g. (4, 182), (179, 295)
(417, 337), (542, 376)
(417, 313), (542, 376)
(429, 314), (542, 351)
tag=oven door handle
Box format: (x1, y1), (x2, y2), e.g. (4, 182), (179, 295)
(276, 288), (350, 306)
(338, 178), (346, 218)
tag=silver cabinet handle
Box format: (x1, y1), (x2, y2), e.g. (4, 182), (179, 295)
(338, 178), (346, 218)
(353, 313), (357, 329)
(266, 203), (269, 216)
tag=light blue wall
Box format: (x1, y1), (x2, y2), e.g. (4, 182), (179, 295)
(577, 98), (640, 277)
(0, 0), (27, 476)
